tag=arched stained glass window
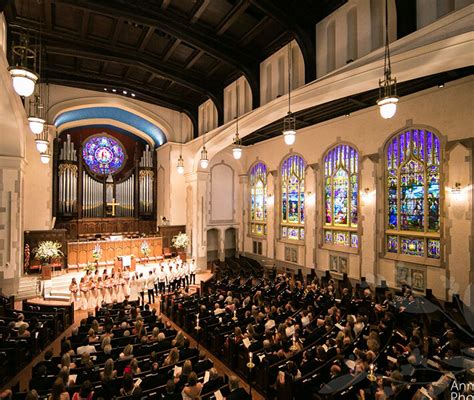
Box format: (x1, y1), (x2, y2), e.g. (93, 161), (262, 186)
(324, 144), (359, 249)
(281, 154), (305, 240)
(82, 135), (126, 175)
(386, 128), (441, 260)
(249, 162), (267, 236)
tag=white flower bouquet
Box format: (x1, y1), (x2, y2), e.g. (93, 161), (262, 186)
(34, 241), (64, 265)
(172, 232), (190, 250)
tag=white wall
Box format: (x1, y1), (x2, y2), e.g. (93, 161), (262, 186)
(223, 76), (252, 124)
(210, 162), (234, 223)
(241, 77), (473, 303)
(259, 40), (305, 106)
(198, 99), (218, 136)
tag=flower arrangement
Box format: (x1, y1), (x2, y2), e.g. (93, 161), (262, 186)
(92, 243), (102, 262)
(34, 241), (64, 265)
(84, 263), (96, 273)
(172, 232), (190, 250)
(141, 241), (151, 257)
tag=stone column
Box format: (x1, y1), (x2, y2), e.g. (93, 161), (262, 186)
(185, 171), (209, 271)
(0, 156), (25, 295)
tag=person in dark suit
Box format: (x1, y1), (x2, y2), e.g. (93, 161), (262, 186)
(226, 375), (251, 400)
(161, 379), (181, 400)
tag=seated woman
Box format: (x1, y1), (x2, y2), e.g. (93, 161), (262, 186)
(174, 359), (192, 392)
(17, 324), (31, 338)
(49, 378), (70, 400)
(71, 380), (94, 400)
(123, 358), (141, 376)
(163, 347), (179, 366)
(100, 358), (117, 382)
(119, 344), (134, 360)
(181, 372), (202, 400)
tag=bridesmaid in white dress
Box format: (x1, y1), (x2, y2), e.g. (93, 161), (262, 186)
(123, 267), (131, 300)
(96, 276), (104, 306)
(129, 272), (139, 302)
(116, 273), (125, 303)
(69, 278), (79, 310)
(103, 274), (112, 304)
(88, 275), (97, 309)
(111, 273), (118, 302)
(79, 277), (89, 310)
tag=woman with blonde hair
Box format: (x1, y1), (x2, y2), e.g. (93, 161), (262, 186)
(163, 347), (179, 366)
(100, 358), (117, 382)
(59, 353), (76, 370)
(182, 372), (202, 400)
(172, 330), (185, 347)
(119, 344), (133, 359)
(49, 378), (70, 400)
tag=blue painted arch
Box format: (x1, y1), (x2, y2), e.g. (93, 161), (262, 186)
(54, 107), (167, 147)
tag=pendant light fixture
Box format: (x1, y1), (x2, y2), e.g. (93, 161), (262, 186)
(28, 87), (46, 134)
(283, 42), (296, 145)
(377, 0), (399, 119)
(232, 84), (242, 160)
(40, 152), (51, 164)
(177, 112), (185, 175)
(8, 33), (39, 97)
(35, 124), (49, 153)
(200, 110), (209, 169)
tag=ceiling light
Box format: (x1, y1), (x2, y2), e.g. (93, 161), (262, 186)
(112, 89), (116, 92)
(40, 152), (51, 164)
(35, 139), (49, 153)
(123, 90), (127, 94)
(9, 67), (38, 97)
(283, 112), (296, 145)
(177, 155), (185, 175)
(104, 88), (107, 91)
(232, 146), (242, 160)
(282, 43), (296, 145)
(377, 0), (399, 119)
(29, 116), (45, 134)
(200, 146), (209, 169)
(131, 93), (136, 97)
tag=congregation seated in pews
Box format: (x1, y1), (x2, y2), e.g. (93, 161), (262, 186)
(0, 296), (74, 388)
(6, 299), (250, 400)
(164, 272), (473, 400)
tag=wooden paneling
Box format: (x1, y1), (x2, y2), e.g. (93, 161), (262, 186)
(55, 218), (156, 240)
(67, 236), (162, 269)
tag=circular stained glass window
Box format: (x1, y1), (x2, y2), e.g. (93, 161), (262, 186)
(82, 135), (126, 175)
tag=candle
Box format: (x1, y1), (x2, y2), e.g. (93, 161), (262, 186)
(369, 364), (374, 373)
(249, 352), (253, 360)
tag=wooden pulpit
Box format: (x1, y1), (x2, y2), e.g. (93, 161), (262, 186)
(41, 265), (52, 280)
(115, 255), (136, 273)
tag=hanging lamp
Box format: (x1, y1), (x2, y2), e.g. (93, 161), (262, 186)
(377, 0), (399, 119)
(232, 84), (242, 160)
(283, 42), (296, 145)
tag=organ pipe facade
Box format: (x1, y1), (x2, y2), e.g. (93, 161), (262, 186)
(53, 133), (156, 227)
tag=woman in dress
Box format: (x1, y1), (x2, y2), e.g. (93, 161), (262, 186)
(111, 273), (119, 302)
(122, 267), (131, 300)
(87, 275), (95, 309)
(116, 273), (125, 303)
(103, 274), (112, 304)
(79, 277), (89, 310)
(96, 276), (104, 306)
(69, 278), (79, 310)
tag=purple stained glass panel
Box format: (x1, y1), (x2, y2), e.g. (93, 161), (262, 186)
(83, 135), (125, 175)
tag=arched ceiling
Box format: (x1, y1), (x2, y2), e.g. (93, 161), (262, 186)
(3, 0), (346, 125)
(54, 106), (167, 146)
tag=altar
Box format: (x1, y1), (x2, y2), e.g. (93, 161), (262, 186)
(67, 236), (163, 270)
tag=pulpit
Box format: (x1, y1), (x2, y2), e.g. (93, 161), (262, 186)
(115, 255), (136, 273)
(41, 265), (52, 280)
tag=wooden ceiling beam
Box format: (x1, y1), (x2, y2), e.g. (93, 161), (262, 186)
(138, 26), (155, 52)
(80, 10), (90, 39)
(43, 0), (53, 31)
(239, 15), (269, 46)
(162, 38), (181, 62)
(190, 0), (210, 24)
(55, 0), (257, 67)
(185, 50), (204, 70)
(216, 0), (250, 36)
(110, 17), (124, 45)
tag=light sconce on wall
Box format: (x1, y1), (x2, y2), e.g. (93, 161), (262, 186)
(451, 182), (462, 195)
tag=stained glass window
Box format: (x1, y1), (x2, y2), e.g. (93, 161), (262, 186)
(249, 162), (267, 236)
(83, 135), (126, 175)
(385, 129), (441, 260)
(281, 155), (305, 240)
(323, 144), (359, 249)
